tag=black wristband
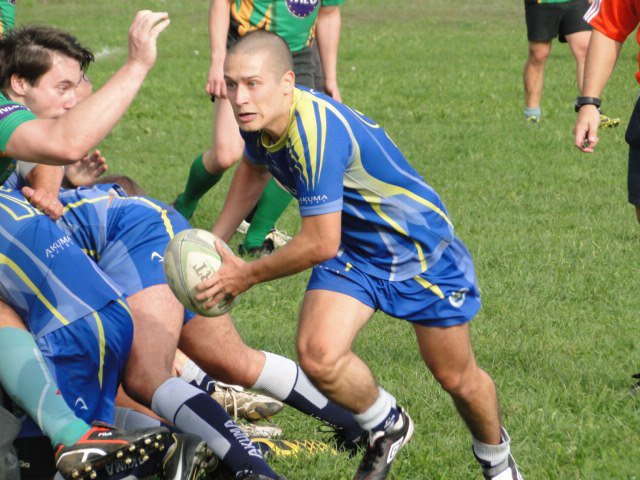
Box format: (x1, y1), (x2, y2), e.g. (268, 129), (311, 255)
(574, 96), (601, 112)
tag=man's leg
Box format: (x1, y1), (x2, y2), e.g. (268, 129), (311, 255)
(241, 179), (293, 252)
(414, 323), (520, 478)
(174, 100), (245, 219)
(296, 290), (378, 412)
(297, 290), (413, 480)
(564, 30), (590, 93)
(0, 302), (90, 448)
(414, 323), (500, 443)
(123, 285), (280, 479)
(179, 313), (365, 444)
(523, 40), (552, 121)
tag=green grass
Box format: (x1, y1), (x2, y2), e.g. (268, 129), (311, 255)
(17, 0), (640, 478)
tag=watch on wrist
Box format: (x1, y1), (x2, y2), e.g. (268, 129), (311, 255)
(574, 96), (601, 112)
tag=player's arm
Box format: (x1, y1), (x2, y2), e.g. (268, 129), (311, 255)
(207, 0), (232, 98)
(574, 30), (622, 152)
(211, 155), (272, 243)
(315, 5), (341, 101)
(4, 10), (170, 165)
(198, 210), (341, 306)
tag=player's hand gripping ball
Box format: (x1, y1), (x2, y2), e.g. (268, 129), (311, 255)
(163, 228), (234, 317)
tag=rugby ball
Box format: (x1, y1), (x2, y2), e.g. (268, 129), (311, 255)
(163, 228), (234, 317)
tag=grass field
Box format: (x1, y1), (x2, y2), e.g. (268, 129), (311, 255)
(16, 0), (640, 478)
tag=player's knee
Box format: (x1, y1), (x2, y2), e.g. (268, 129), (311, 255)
(122, 363), (170, 404)
(528, 45), (550, 65)
(297, 342), (341, 386)
(635, 205), (640, 224)
(431, 366), (478, 399)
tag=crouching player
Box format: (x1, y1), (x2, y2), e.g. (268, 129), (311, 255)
(197, 30), (524, 480)
(0, 188), (169, 479)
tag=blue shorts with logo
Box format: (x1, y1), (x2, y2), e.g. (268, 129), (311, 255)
(35, 299), (133, 426)
(307, 237), (481, 327)
(58, 187), (197, 324)
(99, 199), (196, 324)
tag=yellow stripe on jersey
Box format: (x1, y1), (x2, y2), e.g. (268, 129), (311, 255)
(62, 195), (111, 213)
(345, 163), (453, 229)
(135, 197), (175, 238)
(0, 253), (70, 325)
(0, 192), (39, 221)
(82, 249), (99, 261)
(232, 0), (272, 36)
(116, 298), (131, 316)
(288, 99), (328, 191)
(371, 202), (427, 272)
(91, 310), (106, 387)
(292, 90), (453, 228)
(413, 275), (445, 299)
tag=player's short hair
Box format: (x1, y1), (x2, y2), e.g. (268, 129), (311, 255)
(96, 175), (146, 196)
(227, 30), (293, 78)
(0, 25), (94, 90)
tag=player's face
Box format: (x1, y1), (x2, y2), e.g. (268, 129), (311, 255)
(224, 52), (293, 138)
(22, 53), (82, 119)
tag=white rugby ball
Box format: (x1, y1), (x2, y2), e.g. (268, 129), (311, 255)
(163, 228), (234, 317)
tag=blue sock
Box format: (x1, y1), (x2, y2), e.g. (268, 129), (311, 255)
(152, 377), (277, 479)
(252, 352), (366, 442)
(524, 107), (541, 119)
(0, 327), (90, 446)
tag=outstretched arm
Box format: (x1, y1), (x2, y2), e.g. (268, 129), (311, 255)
(5, 10), (170, 165)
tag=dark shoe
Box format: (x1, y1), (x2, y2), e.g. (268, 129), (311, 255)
(55, 423), (169, 480)
(632, 373), (640, 395)
(237, 239), (274, 258)
(319, 424), (367, 457)
(353, 407), (414, 480)
(163, 433), (215, 480)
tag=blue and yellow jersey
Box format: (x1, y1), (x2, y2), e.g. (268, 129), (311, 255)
(0, 188), (123, 339)
(230, 0), (344, 52)
(57, 185), (193, 309)
(242, 87), (455, 281)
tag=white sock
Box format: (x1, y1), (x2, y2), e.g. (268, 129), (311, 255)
(353, 387), (397, 432)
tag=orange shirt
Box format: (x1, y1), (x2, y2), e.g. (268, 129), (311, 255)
(585, 0), (640, 83)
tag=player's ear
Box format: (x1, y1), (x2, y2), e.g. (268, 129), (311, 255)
(282, 70), (295, 92)
(10, 74), (28, 97)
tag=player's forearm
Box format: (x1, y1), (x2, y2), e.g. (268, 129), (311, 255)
(315, 6), (341, 85)
(209, 0), (231, 64)
(25, 164), (64, 197)
(581, 30), (622, 98)
(243, 211), (342, 286)
(211, 160), (271, 243)
(243, 232), (332, 286)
